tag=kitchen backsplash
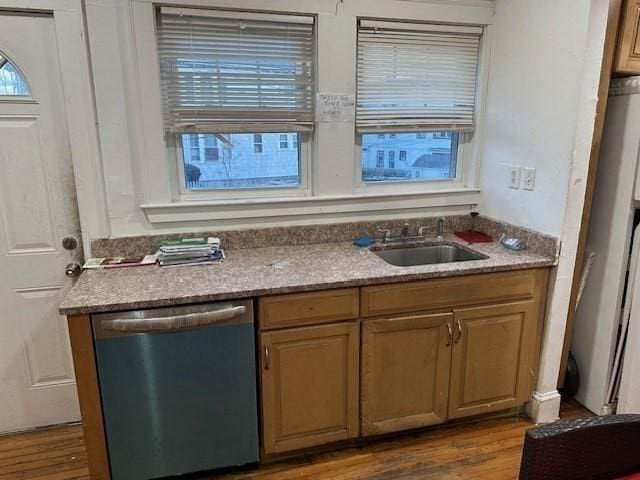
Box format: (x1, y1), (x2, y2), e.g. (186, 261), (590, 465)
(90, 214), (559, 260)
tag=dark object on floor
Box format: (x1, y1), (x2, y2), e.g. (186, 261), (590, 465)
(560, 352), (580, 399)
(519, 414), (640, 480)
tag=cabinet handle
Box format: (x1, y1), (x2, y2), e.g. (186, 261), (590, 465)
(446, 323), (453, 346)
(455, 320), (463, 344)
(264, 345), (271, 370)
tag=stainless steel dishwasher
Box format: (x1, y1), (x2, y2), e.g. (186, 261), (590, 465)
(92, 300), (259, 480)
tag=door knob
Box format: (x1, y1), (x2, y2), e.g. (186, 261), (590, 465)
(65, 262), (82, 277)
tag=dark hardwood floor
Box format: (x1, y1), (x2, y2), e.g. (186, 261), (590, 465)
(0, 401), (590, 480)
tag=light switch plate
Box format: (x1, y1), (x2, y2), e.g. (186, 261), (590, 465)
(523, 167), (536, 191)
(509, 166), (521, 189)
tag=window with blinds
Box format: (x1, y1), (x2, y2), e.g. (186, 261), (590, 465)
(356, 20), (482, 134)
(157, 7), (315, 134)
(156, 8), (314, 193)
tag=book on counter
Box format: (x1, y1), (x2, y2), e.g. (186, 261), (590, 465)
(157, 236), (224, 266)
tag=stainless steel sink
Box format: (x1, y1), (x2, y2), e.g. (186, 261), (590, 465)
(373, 244), (488, 267)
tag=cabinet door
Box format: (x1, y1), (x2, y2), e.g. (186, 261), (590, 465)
(615, 0), (640, 74)
(361, 313), (453, 436)
(448, 301), (539, 419)
(260, 322), (359, 454)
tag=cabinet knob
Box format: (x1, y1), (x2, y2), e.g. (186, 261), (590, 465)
(446, 323), (452, 346)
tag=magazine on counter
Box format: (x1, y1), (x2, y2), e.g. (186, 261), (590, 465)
(83, 254), (158, 269)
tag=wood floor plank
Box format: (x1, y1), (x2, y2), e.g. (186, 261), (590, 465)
(0, 401), (591, 480)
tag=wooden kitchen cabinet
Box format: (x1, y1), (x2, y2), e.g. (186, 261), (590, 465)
(448, 300), (540, 419)
(615, 0), (640, 74)
(361, 313), (453, 436)
(260, 322), (359, 454)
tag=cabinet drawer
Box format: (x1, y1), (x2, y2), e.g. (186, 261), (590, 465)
(361, 270), (542, 318)
(259, 288), (359, 330)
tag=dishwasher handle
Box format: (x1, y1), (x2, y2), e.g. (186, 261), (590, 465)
(101, 305), (247, 334)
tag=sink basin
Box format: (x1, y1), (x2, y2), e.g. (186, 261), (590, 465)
(373, 244), (488, 267)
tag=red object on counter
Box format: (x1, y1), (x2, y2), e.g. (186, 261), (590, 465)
(453, 230), (494, 244)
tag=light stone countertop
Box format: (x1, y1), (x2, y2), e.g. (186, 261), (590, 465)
(59, 235), (556, 315)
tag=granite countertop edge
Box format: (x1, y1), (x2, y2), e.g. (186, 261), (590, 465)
(59, 242), (555, 316)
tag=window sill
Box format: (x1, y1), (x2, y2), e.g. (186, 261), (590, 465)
(140, 188), (480, 224)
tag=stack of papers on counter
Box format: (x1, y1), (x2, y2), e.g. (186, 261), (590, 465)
(83, 255), (158, 269)
(157, 237), (224, 266)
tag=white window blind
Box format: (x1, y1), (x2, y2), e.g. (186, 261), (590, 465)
(356, 20), (482, 134)
(157, 7), (315, 134)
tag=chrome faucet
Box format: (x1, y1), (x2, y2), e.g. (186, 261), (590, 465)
(436, 217), (445, 239)
(377, 223), (431, 244)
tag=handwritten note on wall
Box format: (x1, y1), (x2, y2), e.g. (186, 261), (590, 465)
(316, 93), (356, 123)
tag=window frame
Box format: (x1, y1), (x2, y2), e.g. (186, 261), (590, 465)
(159, 6), (315, 201)
(203, 135), (219, 162)
(353, 17), (486, 194)
(0, 52), (32, 99)
(253, 134), (264, 155)
(128, 0), (492, 223)
(278, 134), (289, 150)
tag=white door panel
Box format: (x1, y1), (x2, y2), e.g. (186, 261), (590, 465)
(0, 12), (82, 433)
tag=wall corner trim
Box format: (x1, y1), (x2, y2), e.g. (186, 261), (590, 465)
(526, 390), (562, 424)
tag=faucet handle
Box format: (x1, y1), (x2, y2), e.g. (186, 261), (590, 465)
(417, 226), (432, 237)
(376, 229), (391, 242)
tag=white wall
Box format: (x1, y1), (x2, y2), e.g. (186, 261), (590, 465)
(478, 0), (592, 238)
(479, 0), (609, 422)
(83, 0), (494, 238)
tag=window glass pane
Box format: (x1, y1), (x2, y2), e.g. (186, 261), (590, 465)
(0, 55), (29, 96)
(182, 133), (300, 190)
(362, 132), (458, 183)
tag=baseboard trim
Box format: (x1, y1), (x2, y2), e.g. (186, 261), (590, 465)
(525, 390), (562, 424)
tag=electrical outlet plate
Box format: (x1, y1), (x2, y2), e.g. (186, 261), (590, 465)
(509, 166), (521, 189)
(523, 167), (536, 191)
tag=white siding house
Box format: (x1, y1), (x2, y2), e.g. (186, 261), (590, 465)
(361, 132), (456, 181)
(182, 133), (300, 189)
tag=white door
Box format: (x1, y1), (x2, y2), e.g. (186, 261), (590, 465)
(0, 12), (82, 433)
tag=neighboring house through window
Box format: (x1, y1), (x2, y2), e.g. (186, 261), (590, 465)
(376, 151), (384, 168)
(279, 134), (288, 150)
(188, 134), (200, 162)
(253, 134), (263, 154)
(204, 135), (218, 161)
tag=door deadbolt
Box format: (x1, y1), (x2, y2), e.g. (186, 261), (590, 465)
(62, 236), (78, 251)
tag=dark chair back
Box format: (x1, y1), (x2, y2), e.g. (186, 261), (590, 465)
(519, 414), (640, 480)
